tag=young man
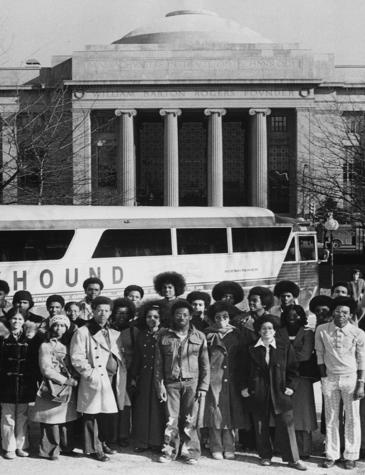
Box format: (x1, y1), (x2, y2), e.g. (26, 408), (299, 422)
(79, 278), (104, 321)
(155, 299), (210, 465)
(12, 290), (43, 325)
(0, 280), (11, 317)
(315, 296), (365, 469)
(271, 280), (300, 319)
(186, 291), (211, 331)
(70, 296), (130, 462)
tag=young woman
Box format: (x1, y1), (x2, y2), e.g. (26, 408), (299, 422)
(0, 309), (39, 459)
(277, 305), (317, 459)
(130, 302), (165, 452)
(241, 315), (307, 471)
(204, 301), (249, 460)
(31, 314), (79, 460)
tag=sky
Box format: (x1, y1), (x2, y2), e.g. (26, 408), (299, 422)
(0, 0), (364, 67)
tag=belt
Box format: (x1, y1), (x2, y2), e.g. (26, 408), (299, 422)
(168, 377), (194, 383)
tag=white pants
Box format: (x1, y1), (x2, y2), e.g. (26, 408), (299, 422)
(322, 373), (360, 461)
(1, 403), (29, 452)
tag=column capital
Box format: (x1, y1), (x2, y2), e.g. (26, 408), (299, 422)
(249, 108), (271, 117)
(115, 109), (137, 118)
(159, 108), (182, 118)
(204, 108), (227, 117)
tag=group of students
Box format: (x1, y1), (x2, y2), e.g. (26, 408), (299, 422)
(0, 271), (364, 471)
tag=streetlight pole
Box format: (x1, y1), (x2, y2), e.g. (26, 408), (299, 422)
(324, 212), (339, 287)
(301, 164), (308, 217)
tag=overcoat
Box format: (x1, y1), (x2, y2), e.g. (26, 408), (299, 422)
(0, 332), (39, 403)
(70, 319), (130, 414)
(243, 337), (299, 415)
(204, 327), (249, 430)
(31, 338), (78, 424)
(277, 327), (317, 431)
(130, 329), (165, 447)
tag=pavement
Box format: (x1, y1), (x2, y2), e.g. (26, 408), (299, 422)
(1, 385), (364, 474)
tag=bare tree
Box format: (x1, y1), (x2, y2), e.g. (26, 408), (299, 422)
(299, 96), (365, 223)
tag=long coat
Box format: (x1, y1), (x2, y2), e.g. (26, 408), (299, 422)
(0, 332), (39, 403)
(243, 337), (299, 415)
(70, 320), (130, 414)
(277, 327), (317, 431)
(130, 329), (165, 447)
(31, 338), (79, 424)
(204, 327), (250, 430)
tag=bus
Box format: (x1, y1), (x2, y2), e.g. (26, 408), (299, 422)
(0, 206), (319, 314)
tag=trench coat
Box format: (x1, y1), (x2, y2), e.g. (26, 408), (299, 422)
(243, 337), (299, 415)
(204, 327), (250, 430)
(31, 338), (78, 424)
(277, 327), (317, 431)
(70, 319), (130, 414)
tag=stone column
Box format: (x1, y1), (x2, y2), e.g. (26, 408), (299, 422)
(115, 109), (137, 206)
(249, 108), (271, 208)
(72, 108), (92, 205)
(1, 113), (18, 203)
(160, 109), (181, 206)
(205, 108), (226, 207)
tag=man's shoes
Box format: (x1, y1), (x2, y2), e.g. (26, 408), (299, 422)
(3, 451), (16, 460)
(102, 443), (116, 455)
(224, 451), (235, 460)
(158, 455), (172, 463)
(288, 461), (307, 471)
(211, 451), (223, 460)
(322, 459), (336, 468)
(343, 460), (356, 470)
(49, 455), (59, 461)
(16, 449), (29, 457)
(260, 459), (272, 466)
(92, 452), (110, 462)
(119, 438), (129, 448)
(186, 458), (198, 465)
(134, 447), (147, 453)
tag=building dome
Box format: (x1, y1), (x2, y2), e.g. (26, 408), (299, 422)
(114, 9), (271, 45)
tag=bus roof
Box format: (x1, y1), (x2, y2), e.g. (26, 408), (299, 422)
(0, 205), (278, 230)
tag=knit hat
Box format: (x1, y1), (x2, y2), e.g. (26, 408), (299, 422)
(0, 280), (10, 294)
(12, 290), (34, 308)
(49, 314), (71, 329)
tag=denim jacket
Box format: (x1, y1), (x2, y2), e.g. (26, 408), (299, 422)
(154, 327), (210, 392)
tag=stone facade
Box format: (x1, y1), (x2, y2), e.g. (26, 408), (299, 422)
(0, 9), (364, 216)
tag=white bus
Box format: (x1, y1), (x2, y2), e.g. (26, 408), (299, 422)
(0, 206), (319, 313)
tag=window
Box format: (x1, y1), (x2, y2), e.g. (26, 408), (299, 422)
(92, 229), (171, 258)
(298, 236), (316, 261)
(177, 228), (227, 254)
(0, 230), (74, 261)
(271, 116), (287, 133)
(284, 238), (296, 261)
(232, 227), (291, 252)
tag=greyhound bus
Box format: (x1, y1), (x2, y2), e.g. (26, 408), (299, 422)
(0, 206), (319, 314)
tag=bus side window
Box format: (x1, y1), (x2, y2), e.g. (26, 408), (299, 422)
(232, 227), (291, 252)
(0, 230), (74, 262)
(298, 236), (316, 261)
(92, 229), (172, 258)
(176, 228), (227, 255)
(284, 238), (296, 261)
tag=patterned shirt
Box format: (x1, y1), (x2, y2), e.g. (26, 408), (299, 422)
(315, 321), (365, 375)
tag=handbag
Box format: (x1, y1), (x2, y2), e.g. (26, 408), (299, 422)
(298, 351), (321, 382)
(37, 378), (72, 404)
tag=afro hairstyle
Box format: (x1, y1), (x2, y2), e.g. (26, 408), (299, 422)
(153, 271), (186, 297)
(0, 280), (10, 294)
(186, 291), (211, 308)
(123, 285), (144, 299)
(248, 286), (275, 310)
(12, 290), (34, 309)
(281, 304), (308, 327)
(253, 314), (280, 334)
(273, 280), (300, 298)
(83, 277), (104, 291)
(170, 298), (193, 317)
(91, 296), (113, 310)
(111, 298), (136, 320)
(309, 295), (333, 314)
(331, 281), (351, 296)
(207, 301), (238, 322)
(46, 294), (65, 309)
(212, 281), (244, 304)
(332, 296), (357, 315)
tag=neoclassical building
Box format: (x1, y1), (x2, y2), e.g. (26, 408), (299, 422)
(1, 9), (365, 215)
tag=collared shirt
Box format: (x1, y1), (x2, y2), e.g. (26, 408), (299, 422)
(78, 298), (93, 321)
(315, 321), (365, 375)
(255, 338), (277, 364)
